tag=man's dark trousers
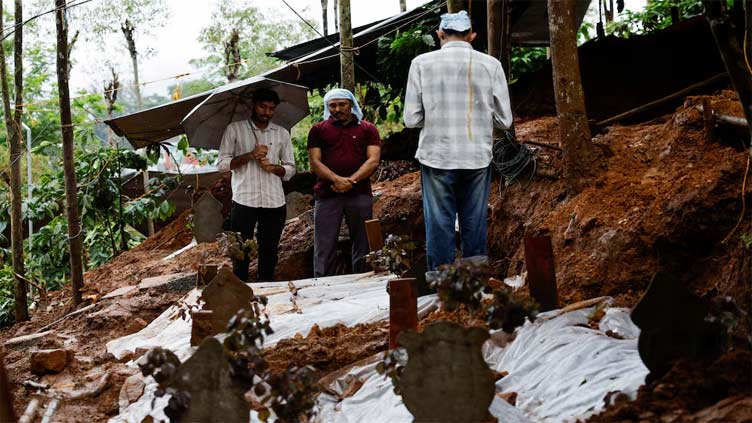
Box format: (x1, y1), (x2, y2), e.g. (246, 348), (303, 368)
(230, 201), (286, 282)
(313, 194), (372, 277)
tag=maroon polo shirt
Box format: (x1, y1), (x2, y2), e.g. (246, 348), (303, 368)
(307, 117), (382, 199)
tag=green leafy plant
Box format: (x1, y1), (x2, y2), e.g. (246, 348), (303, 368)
(430, 259), (492, 313)
(430, 259), (537, 331)
(606, 0), (706, 37)
(366, 234), (417, 278)
(510, 47), (548, 83)
(217, 231), (259, 262)
(740, 232), (752, 250)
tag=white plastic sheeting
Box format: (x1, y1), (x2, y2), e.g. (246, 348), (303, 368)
(110, 270), (648, 423)
(487, 306), (647, 422)
(306, 303), (646, 423)
(312, 356), (533, 423)
(107, 272), (439, 362)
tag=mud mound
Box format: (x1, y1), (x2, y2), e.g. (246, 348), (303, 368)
(371, 160), (420, 183)
(587, 351), (752, 423)
(84, 242), (229, 295)
(419, 306), (487, 330)
(490, 90), (751, 310)
(265, 321), (388, 378)
(131, 209), (194, 252)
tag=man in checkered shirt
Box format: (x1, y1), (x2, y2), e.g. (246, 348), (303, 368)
(403, 10), (513, 271)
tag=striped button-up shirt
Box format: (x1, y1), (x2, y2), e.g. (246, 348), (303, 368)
(403, 41), (513, 170)
(217, 120), (296, 208)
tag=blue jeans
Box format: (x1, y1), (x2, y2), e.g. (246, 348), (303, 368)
(420, 164), (492, 271)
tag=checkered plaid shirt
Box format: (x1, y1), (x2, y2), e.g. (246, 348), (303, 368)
(404, 41), (513, 170)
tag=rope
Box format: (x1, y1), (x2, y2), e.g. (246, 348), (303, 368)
(492, 131), (537, 194)
(0, 0), (99, 42)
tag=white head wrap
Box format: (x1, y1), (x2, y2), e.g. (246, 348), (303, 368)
(323, 88), (364, 121)
(439, 10), (472, 32)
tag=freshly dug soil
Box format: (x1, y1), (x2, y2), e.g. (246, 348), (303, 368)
(265, 321), (389, 378)
(84, 242), (229, 296)
(489, 91), (751, 312)
(131, 208), (193, 252)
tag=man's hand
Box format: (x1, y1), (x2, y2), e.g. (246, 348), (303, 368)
(332, 176), (354, 193)
(258, 157), (275, 172)
(259, 158), (285, 178)
(251, 144), (269, 160)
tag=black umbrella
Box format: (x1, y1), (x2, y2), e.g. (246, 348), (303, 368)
(181, 76), (310, 150)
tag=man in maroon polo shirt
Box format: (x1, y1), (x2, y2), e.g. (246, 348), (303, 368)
(307, 88), (381, 277)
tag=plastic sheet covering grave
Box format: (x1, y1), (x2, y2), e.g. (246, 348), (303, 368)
(110, 273), (648, 423)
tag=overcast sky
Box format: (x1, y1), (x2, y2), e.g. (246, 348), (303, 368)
(70, 0), (434, 97)
(69, 0), (647, 98)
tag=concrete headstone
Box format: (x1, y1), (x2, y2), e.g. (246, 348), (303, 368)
(193, 192), (224, 243)
(397, 321), (495, 423)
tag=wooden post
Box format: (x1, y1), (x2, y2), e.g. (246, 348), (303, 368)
(523, 236), (559, 311)
(55, 0), (84, 306)
(487, 0), (502, 60)
(489, 0), (514, 138)
(447, 0), (469, 13)
(702, 98), (715, 140)
(547, 0), (598, 193)
(499, 0), (512, 78)
(0, 348), (15, 422)
(338, 0), (355, 92)
(364, 219), (384, 252)
(389, 278), (418, 349)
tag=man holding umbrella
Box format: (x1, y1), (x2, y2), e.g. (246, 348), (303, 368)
(217, 88), (296, 282)
(307, 89), (381, 277)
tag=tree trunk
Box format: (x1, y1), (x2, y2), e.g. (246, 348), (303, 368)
(0, 0), (27, 322)
(121, 20), (142, 110)
(224, 29), (241, 82)
(703, 0), (752, 137)
(605, 0), (615, 23)
(121, 19), (154, 236)
(447, 0), (469, 13)
(333, 0), (338, 32)
(67, 30), (78, 76)
(338, 0), (355, 92)
(547, 0), (597, 193)
(321, 0), (328, 36)
(11, 0), (25, 320)
(103, 68), (127, 253)
(55, 0), (84, 306)
(400, 0), (407, 12)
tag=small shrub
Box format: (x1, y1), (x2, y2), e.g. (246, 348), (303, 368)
(365, 234), (416, 278)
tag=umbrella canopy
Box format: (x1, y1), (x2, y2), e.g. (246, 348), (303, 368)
(181, 77), (310, 150)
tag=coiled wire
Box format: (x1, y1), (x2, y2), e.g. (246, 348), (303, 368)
(492, 131), (537, 194)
